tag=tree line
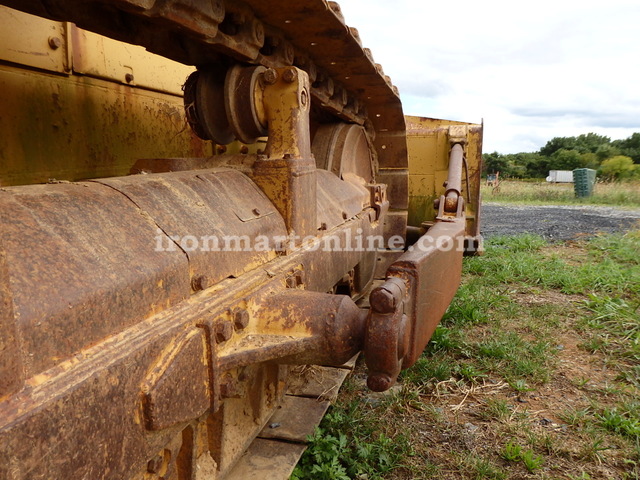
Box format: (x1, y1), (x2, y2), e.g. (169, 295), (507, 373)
(483, 132), (640, 180)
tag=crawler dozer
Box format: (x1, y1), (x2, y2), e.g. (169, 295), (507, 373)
(0, 1), (483, 478)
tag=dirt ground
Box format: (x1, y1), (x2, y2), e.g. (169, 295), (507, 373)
(481, 203), (640, 240)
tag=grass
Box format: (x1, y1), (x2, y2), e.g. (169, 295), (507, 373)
(293, 229), (640, 479)
(482, 179), (640, 207)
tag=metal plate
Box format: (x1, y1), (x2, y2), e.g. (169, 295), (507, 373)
(0, 6), (69, 73)
(0, 181), (190, 376)
(258, 395), (330, 443)
(225, 438), (306, 480)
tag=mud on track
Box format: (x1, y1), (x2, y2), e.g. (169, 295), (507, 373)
(481, 203), (640, 240)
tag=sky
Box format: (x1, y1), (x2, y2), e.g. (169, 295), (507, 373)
(337, 0), (640, 154)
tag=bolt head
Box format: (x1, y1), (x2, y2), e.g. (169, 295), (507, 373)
(220, 375), (238, 398)
(282, 68), (298, 83)
(191, 275), (209, 291)
(233, 309), (249, 330)
(262, 68), (278, 85)
(48, 36), (62, 50)
(370, 287), (396, 314)
(147, 455), (164, 473)
(215, 321), (233, 343)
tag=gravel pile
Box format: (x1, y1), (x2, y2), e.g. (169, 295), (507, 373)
(481, 203), (640, 240)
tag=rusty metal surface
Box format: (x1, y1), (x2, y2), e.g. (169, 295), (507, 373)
(0, 2), (484, 478)
(258, 395), (331, 443)
(97, 168), (287, 288)
(286, 366), (350, 402)
(0, 244), (22, 399)
(0, 0), (406, 186)
(130, 154), (259, 176)
(225, 438), (307, 480)
(389, 219), (466, 368)
(316, 169), (369, 231)
(364, 277), (409, 392)
(0, 65), (212, 186)
(312, 123), (374, 183)
(0, 181), (190, 376)
(0, 179), (387, 479)
(142, 329), (211, 431)
(249, 66), (317, 237)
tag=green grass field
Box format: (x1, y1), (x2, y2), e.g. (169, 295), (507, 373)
(293, 230), (640, 479)
(482, 180), (640, 207)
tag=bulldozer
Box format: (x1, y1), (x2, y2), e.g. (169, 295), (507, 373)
(0, 1), (483, 478)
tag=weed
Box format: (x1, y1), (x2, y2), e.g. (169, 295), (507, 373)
(500, 441), (544, 472)
(578, 437), (611, 463)
(456, 363), (487, 383)
(521, 448), (545, 472)
(481, 398), (511, 422)
(560, 406), (591, 426)
(292, 401), (411, 479)
(458, 454), (507, 480)
(568, 472), (592, 480)
(597, 407), (640, 438)
(401, 353), (454, 385)
(501, 440), (523, 461)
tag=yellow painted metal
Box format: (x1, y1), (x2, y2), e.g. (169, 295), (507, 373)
(70, 25), (195, 96)
(0, 6), (70, 74)
(405, 116), (483, 237)
(0, 66), (213, 186)
(0, 6), (210, 187)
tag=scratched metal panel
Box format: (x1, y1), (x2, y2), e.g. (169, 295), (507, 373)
(0, 181), (190, 375)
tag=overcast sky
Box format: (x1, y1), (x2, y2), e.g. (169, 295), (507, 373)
(338, 0), (640, 153)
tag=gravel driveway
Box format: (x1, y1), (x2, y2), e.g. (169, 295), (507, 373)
(481, 203), (640, 240)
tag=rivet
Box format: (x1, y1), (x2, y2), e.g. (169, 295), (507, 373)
(48, 37), (62, 50)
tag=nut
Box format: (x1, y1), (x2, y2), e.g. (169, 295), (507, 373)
(191, 275), (210, 291)
(233, 309), (249, 330)
(262, 68), (278, 85)
(282, 67), (298, 83)
(215, 321), (233, 343)
(369, 287), (396, 314)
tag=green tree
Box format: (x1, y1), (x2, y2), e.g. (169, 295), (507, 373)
(540, 133), (610, 157)
(596, 143), (621, 162)
(599, 155), (637, 180)
(580, 152), (600, 170)
(549, 149), (583, 170)
(482, 151), (508, 175)
(540, 137), (577, 157)
(612, 133), (640, 163)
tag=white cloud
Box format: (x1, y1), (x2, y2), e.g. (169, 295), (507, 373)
(337, 0), (640, 153)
